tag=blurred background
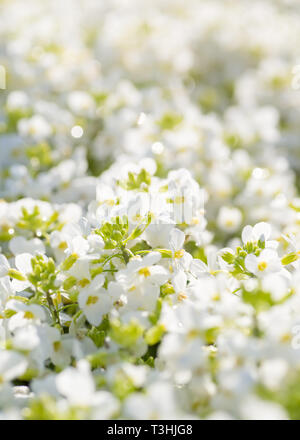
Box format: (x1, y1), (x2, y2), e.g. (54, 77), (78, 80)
(1, 0), (300, 244)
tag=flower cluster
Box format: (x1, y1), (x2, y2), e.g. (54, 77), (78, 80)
(1, 0), (300, 420)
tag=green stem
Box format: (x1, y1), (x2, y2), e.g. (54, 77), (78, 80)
(45, 290), (61, 330)
(101, 253), (123, 267)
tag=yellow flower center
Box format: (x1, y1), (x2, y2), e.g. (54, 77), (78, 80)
(53, 341), (61, 352)
(280, 333), (291, 343)
(133, 214), (142, 222)
(178, 292), (187, 301)
(86, 295), (99, 305)
(28, 126), (37, 135)
(174, 249), (185, 259)
(78, 278), (90, 288)
(138, 267), (151, 277)
(188, 330), (198, 340)
(225, 219), (234, 227)
(58, 241), (68, 251)
(174, 196), (185, 204)
(114, 300), (124, 308)
(258, 261), (268, 271)
(24, 311), (34, 320)
(105, 199), (115, 206)
(139, 267), (151, 278)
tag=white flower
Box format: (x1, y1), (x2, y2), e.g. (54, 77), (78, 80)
(11, 253), (33, 292)
(6, 301), (46, 331)
(31, 375), (59, 398)
(91, 391), (120, 420)
(78, 275), (112, 326)
(49, 334), (72, 368)
(217, 207), (242, 233)
(12, 325), (40, 351)
(67, 91), (95, 116)
(117, 252), (168, 288)
(18, 115), (52, 140)
(0, 255), (10, 278)
(9, 237), (45, 256)
(262, 273), (289, 301)
(171, 270), (188, 302)
(259, 359), (288, 391)
(245, 249), (281, 276)
(115, 252), (169, 312)
(169, 228), (192, 270)
(124, 381), (181, 420)
(65, 236), (89, 258)
(242, 222), (277, 248)
(56, 360), (95, 406)
(6, 91), (29, 111)
(0, 350), (28, 383)
(240, 396), (288, 420)
(144, 217), (175, 249)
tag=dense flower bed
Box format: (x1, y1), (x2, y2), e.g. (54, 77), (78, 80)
(1, 0), (300, 420)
